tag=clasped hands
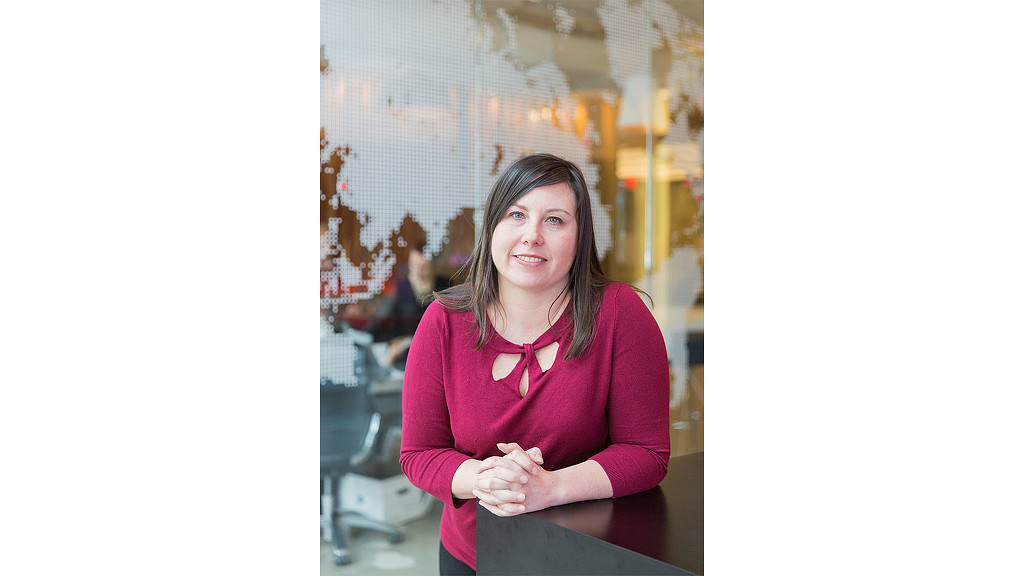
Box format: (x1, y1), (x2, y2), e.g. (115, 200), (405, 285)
(473, 442), (553, 517)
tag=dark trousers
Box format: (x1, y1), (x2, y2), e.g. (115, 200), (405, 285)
(439, 540), (475, 576)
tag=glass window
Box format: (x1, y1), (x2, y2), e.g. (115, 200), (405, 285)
(321, 0), (703, 455)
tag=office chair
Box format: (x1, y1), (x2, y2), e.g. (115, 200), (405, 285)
(320, 326), (404, 566)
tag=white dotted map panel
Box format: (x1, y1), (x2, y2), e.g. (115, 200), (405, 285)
(321, 0), (611, 308)
(320, 0), (702, 386)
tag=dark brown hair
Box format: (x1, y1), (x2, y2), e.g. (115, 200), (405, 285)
(434, 153), (611, 359)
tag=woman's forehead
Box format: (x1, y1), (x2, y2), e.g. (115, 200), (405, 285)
(513, 182), (575, 208)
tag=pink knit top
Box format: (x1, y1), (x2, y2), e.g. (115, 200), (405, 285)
(399, 282), (670, 570)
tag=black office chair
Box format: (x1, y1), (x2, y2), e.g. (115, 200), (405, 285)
(320, 327), (403, 566)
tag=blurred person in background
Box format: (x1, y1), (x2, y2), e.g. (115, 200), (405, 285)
(378, 241), (451, 368)
(399, 153), (670, 575)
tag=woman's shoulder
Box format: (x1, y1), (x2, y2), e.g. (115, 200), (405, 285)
(598, 281), (654, 320)
(421, 294), (474, 328)
(602, 281), (644, 305)
(417, 298), (482, 350)
(596, 282), (662, 345)
(421, 298), (454, 321)
(603, 281), (631, 296)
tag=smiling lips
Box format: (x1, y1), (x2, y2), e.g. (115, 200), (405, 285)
(515, 255), (546, 264)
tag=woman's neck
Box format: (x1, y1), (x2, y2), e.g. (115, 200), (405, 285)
(489, 285), (571, 345)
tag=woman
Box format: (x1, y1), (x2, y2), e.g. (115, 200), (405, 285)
(400, 153), (670, 575)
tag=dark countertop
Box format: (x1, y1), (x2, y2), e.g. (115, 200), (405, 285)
(478, 451), (704, 575)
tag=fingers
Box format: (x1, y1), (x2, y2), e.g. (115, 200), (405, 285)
(495, 443), (541, 474)
(474, 476), (523, 493)
(477, 498), (526, 517)
(476, 486), (526, 503)
(473, 489), (526, 514)
(492, 488), (526, 502)
(497, 441), (523, 454)
(476, 456), (531, 480)
(498, 442), (543, 465)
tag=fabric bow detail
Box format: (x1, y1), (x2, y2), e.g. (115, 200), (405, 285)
(490, 329), (563, 385)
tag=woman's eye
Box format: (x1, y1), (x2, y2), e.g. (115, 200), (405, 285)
(509, 211), (525, 219)
(546, 216), (563, 224)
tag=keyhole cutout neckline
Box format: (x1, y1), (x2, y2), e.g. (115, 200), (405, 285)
(487, 307), (573, 398)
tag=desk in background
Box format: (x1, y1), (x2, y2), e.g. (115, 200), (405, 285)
(477, 451), (703, 575)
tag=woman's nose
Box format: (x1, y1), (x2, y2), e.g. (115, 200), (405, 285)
(521, 222), (543, 246)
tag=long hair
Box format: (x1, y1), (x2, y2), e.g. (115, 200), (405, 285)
(434, 153), (610, 359)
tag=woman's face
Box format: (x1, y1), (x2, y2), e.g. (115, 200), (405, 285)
(490, 182), (578, 297)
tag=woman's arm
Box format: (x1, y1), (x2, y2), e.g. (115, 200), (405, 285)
(588, 286), (671, 496)
(398, 304), (475, 507)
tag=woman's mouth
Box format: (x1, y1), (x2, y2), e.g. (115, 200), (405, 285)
(515, 255), (546, 263)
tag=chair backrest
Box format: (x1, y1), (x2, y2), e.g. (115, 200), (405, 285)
(320, 381), (380, 471)
(320, 325), (384, 472)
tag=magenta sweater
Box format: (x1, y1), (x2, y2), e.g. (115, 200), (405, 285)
(399, 282), (670, 570)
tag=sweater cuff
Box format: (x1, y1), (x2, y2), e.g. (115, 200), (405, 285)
(416, 450), (473, 509)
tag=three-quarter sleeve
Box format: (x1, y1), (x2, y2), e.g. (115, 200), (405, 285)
(588, 285), (672, 497)
(399, 302), (472, 508)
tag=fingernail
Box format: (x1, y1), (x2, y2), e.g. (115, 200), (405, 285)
(520, 475), (528, 483)
(517, 494), (525, 501)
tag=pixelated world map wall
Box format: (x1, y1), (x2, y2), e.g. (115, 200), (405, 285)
(320, 0), (702, 315)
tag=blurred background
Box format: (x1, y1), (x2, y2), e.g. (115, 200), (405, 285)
(320, 0), (703, 572)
